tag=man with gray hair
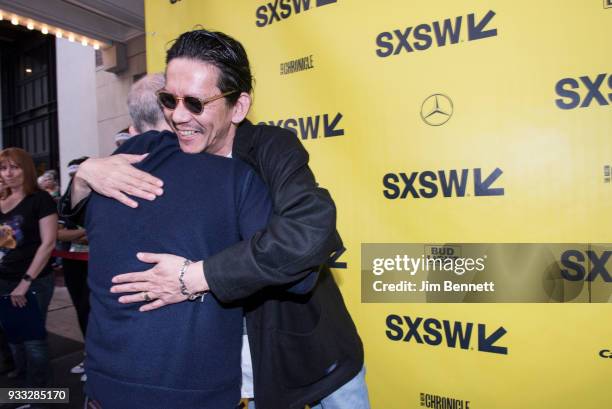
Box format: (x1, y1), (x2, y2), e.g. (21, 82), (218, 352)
(127, 73), (170, 135)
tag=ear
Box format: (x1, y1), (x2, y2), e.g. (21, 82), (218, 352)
(231, 92), (251, 124)
(128, 125), (138, 136)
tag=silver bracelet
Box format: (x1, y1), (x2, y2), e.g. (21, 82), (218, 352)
(178, 258), (207, 302)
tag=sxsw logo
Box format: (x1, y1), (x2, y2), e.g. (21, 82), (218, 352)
(383, 168), (505, 199)
(256, 0), (337, 27)
(328, 247), (347, 269)
(605, 0), (612, 9)
(386, 315), (508, 355)
(375, 10), (497, 58)
(555, 73), (612, 109)
(560, 250), (612, 282)
(258, 113), (344, 140)
(605, 165), (611, 183)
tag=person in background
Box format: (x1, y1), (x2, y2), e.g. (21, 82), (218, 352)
(37, 170), (60, 201)
(0, 148), (57, 389)
(0, 178), (14, 377)
(57, 157), (90, 382)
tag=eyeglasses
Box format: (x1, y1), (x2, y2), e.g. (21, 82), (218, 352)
(156, 90), (238, 115)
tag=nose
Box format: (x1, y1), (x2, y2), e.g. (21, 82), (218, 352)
(171, 98), (193, 125)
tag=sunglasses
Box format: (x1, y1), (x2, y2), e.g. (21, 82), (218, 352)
(156, 90), (238, 115)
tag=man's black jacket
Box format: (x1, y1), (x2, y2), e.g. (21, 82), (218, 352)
(59, 120), (364, 409)
(215, 121), (363, 409)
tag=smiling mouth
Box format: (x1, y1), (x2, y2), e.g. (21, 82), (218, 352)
(176, 129), (201, 139)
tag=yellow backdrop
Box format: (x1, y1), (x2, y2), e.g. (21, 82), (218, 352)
(145, 1), (611, 408)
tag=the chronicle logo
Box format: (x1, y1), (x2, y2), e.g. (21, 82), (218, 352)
(421, 94), (453, 126)
(383, 168), (505, 199)
(420, 393), (470, 409)
(599, 349), (612, 358)
(256, 0), (337, 27)
(386, 315), (508, 355)
(257, 113), (344, 140)
(280, 55), (314, 75)
(555, 73), (612, 109)
(375, 10), (497, 58)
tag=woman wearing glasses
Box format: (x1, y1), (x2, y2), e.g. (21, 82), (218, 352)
(0, 148), (58, 388)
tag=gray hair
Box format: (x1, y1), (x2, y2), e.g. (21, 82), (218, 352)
(127, 73), (166, 133)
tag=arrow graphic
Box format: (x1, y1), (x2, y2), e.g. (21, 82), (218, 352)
(478, 324), (508, 355)
(468, 10), (498, 41)
(474, 167), (504, 196)
(324, 113), (344, 137)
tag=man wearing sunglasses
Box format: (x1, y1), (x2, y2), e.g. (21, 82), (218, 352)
(61, 29), (368, 409)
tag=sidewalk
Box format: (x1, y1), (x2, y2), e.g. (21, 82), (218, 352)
(1, 284), (86, 409)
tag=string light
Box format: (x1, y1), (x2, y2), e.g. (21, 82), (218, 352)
(0, 11), (104, 49)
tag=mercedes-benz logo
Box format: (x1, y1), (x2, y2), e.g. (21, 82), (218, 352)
(420, 94), (453, 126)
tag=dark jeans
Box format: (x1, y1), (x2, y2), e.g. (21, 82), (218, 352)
(63, 260), (90, 337)
(0, 274), (54, 387)
(0, 327), (14, 372)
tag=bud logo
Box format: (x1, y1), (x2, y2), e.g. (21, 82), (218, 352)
(555, 73), (612, 109)
(375, 10), (497, 58)
(256, 0), (337, 27)
(560, 250), (612, 282)
(383, 168), (504, 199)
(258, 113), (343, 140)
(386, 315), (508, 355)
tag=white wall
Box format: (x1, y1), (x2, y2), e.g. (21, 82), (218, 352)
(56, 37), (98, 191)
(56, 34), (147, 188)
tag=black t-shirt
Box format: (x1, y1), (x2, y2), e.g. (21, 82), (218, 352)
(0, 190), (57, 281)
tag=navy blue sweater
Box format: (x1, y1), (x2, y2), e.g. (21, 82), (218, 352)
(84, 131), (271, 409)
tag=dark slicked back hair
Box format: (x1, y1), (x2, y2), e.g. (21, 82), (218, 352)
(165, 29), (252, 105)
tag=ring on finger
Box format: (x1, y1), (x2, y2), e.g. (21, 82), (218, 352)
(143, 292), (152, 302)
